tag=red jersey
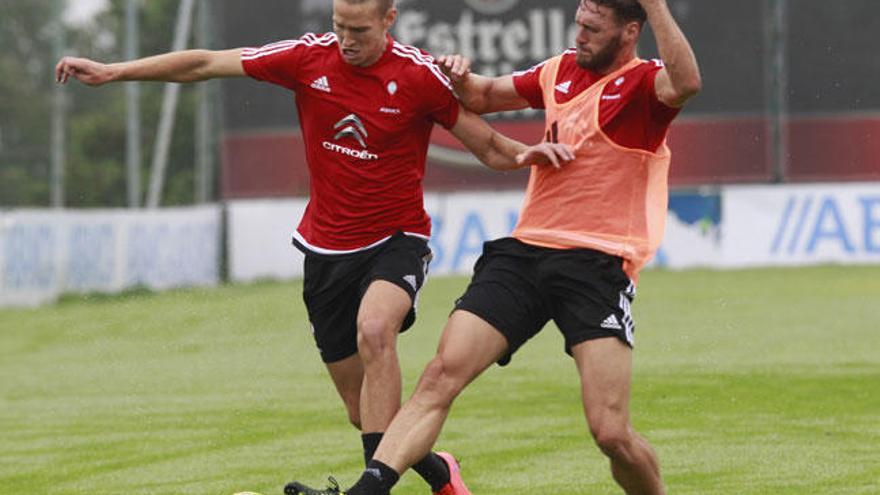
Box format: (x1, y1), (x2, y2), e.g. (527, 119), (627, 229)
(513, 50), (679, 152)
(241, 33), (460, 253)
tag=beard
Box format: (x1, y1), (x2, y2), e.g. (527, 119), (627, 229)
(576, 33), (623, 72)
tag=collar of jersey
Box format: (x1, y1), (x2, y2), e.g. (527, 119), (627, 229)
(555, 53), (641, 103)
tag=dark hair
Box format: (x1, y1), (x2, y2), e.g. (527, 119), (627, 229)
(584, 0), (647, 26)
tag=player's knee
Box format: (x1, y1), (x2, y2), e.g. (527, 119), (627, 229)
(416, 356), (465, 406)
(591, 422), (634, 460)
(356, 316), (397, 360)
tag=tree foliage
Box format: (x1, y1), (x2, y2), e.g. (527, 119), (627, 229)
(0, 0), (205, 208)
(0, 0), (56, 205)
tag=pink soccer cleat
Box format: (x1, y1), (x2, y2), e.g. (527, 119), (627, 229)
(433, 452), (472, 495)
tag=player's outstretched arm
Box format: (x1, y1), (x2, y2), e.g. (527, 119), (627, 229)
(639, 0), (701, 107)
(437, 54), (530, 115)
(450, 106), (574, 171)
(55, 49), (246, 86)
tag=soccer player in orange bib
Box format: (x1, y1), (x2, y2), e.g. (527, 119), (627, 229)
(289, 0), (700, 494)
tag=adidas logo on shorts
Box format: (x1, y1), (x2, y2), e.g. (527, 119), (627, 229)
(600, 314), (623, 330)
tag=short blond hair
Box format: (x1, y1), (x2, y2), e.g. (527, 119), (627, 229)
(342, 0), (394, 15)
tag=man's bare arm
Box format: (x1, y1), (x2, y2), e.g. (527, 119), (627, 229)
(437, 55), (530, 115)
(56, 48), (246, 86)
(640, 0), (701, 107)
(449, 106), (573, 171)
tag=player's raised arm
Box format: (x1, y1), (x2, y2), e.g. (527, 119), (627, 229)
(437, 54), (530, 115)
(450, 106), (574, 171)
(639, 0), (701, 107)
(55, 48), (246, 86)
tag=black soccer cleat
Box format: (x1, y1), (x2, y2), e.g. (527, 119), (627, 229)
(284, 476), (345, 495)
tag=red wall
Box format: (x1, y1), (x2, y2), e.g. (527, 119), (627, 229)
(221, 116), (880, 199)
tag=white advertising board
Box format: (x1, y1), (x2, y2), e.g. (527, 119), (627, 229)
(226, 199), (307, 282)
(0, 206), (221, 307)
(723, 183), (880, 267)
(225, 193), (524, 281)
(426, 191), (524, 275)
(226, 191), (719, 282)
(8, 185), (876, 308)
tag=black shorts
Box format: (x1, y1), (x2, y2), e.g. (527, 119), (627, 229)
(296, 232), (432, 363)
(454, 237), (636, 366)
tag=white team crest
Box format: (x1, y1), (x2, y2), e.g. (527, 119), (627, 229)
(387, 81), (398, 95)
(615, 76), (625, 86)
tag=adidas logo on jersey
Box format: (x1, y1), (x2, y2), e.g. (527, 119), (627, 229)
(600, 314), (623, 330)
(311, 76), (331, 93)
(555, 80), (572, 94)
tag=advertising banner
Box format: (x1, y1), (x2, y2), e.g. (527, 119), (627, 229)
(723, 184), (880, 267)
(227, 199), (307, 282)
(0, 207), (221, 307)
(426, 191), (524, 275)
(225, 193), (523, 281)
(653, 192), (722, 269)
(225, 190), (721, 282)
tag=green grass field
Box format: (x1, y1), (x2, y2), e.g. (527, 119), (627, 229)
(1, 266), (879, 494)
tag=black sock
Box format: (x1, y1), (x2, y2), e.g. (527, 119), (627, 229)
(361, 432), (383, 466)
(346, 460), (400, 495)
(361, 432), (449, 492)
(412, 453), (451, 492)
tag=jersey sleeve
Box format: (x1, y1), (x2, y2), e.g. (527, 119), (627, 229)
(240, 35), (318, 91)
(421, 64), (460, 130)
(643, 59), (681, 124)
(512, 61), (547, 109)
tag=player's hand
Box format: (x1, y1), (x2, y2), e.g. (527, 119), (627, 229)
(55, 56), (115, 86)
(436, 54), (472, 84)
(516, 143), (575, 170)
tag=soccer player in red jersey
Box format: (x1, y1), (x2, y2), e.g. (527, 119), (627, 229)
(291, 0), (701, 494)
(55, 1), (572, 494)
